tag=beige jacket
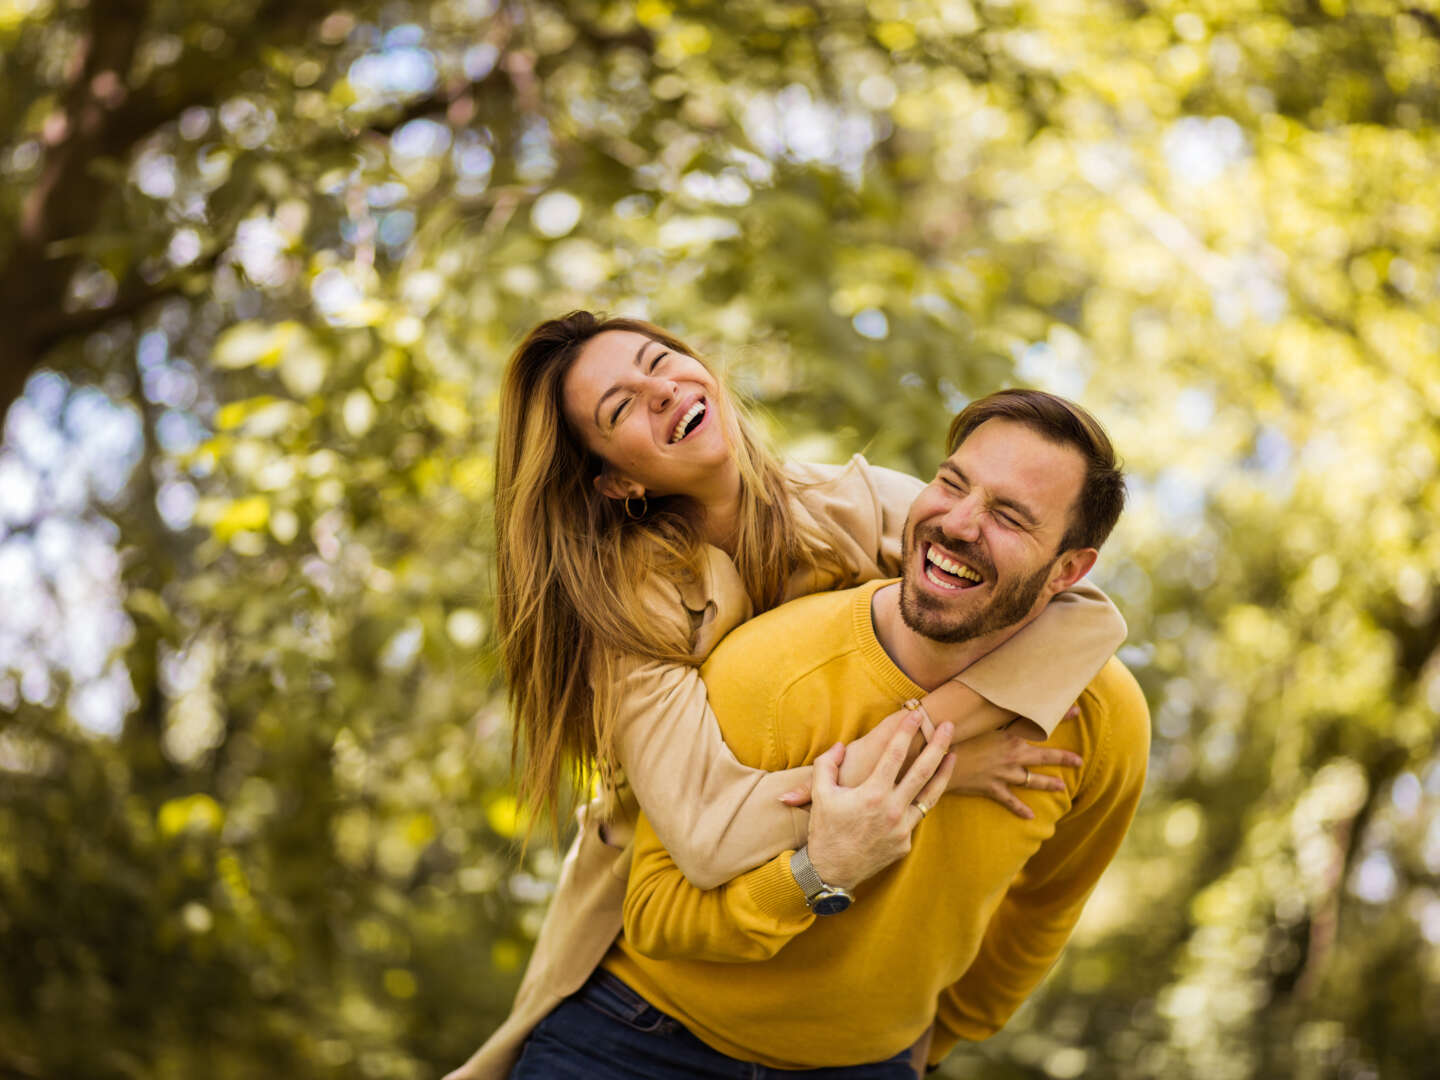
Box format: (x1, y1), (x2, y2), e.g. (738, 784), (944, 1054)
(450, 456), (1126, 1079)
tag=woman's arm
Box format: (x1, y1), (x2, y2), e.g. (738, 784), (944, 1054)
(796, 691), (1082, 819)
(824, 587), (1119, 810)
(957, 581), (1126, 732)
(609, 654), (813, 890)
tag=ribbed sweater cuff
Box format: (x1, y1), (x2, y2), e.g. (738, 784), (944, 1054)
(741, 851), (814, 924)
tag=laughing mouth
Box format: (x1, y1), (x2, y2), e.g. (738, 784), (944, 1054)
(670, 399), (707, 442)
(923, 543), (984, 591)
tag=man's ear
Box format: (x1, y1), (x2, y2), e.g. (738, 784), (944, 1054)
(1047, 547), (1098, 594)
(593, 468), (641, 502)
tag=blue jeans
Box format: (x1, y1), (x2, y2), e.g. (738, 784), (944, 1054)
(511, 969), (917, 1079)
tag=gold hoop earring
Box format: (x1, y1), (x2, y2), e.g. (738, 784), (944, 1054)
(624, 494), (648, 520)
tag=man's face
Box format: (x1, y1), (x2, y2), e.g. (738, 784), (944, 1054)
(899, 419), (1090, 644)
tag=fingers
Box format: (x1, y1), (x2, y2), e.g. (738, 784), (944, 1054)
(867, 712), (922, 789)
(909, 751), (955, 822)
(778, 784), (812, 806)
(812, 742), (844, 794)
(904, 698), (936, 741)
(873, 708), (910, 741)
(894, 722), (953, 806)
(985, 782), (1036, 820)
(1012, 747), (1082, 793)
(1020, 746), (1083, 770)
(1014, 766), (1066, 794)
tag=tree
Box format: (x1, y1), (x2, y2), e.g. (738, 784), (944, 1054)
(2, 1), (1437, 1077)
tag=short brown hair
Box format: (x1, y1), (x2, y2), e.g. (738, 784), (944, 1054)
(946, 389), (1125, 551)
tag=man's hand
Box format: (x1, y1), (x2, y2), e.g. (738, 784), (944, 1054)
(834, 706), (928, 789)
(804, 714), (956, 890)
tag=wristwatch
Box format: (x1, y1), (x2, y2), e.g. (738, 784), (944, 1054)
(790, 845), (854, 915)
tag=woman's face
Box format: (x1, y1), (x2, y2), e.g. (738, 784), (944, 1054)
(561, 329), (733, 499)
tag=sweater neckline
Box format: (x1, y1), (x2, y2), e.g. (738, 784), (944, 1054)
(850, 579), (927, 703)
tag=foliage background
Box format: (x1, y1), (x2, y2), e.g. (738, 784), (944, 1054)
(2, 0), (1438, 1077)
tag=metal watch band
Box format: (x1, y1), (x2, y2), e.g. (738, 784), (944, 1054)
(790, 845), (854, 915)
(790, 845), (826, 900)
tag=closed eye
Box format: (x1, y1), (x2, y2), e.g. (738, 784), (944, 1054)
(649, 350), (668, 372)
(609, 397), (631, 425)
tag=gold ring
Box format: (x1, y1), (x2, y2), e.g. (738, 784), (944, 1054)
(904, 698), (935, 734)
(914, 799), (932, 818)
(1022, 767), (1031, 788)
(903, 698), (921, 713)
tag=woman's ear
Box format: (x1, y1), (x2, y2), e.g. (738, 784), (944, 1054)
(593, 469), (642, 502)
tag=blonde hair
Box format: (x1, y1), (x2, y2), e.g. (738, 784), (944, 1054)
(494, 312), (844, 837)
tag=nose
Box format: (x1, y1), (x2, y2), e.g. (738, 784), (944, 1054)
(941, 493), (983, 543)
(646, 375), (678, 412)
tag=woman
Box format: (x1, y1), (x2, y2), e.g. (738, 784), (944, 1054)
(448, 313), (1125, 1079)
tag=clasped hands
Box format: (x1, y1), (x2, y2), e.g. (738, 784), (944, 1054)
(783, 689), (1083, 891)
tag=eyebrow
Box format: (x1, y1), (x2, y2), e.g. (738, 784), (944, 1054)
(939, 462), (1039, 527)
(592, 339), (655, 430)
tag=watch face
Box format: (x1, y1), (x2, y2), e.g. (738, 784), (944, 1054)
(811, 890), (852, 916)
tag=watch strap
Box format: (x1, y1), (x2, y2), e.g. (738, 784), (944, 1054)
(790, 845), (853, 914)
(790, 845), (827, 900)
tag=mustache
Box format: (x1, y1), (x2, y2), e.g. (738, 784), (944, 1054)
(913, 527), (995, 580)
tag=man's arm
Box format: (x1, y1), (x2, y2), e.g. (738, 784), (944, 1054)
(622, 810), (815, 963)
(612, 654), (812, 888)
(929, 663), (1150, 1064)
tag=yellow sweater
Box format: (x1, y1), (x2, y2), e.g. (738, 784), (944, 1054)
(604, 579), (1150, 1070)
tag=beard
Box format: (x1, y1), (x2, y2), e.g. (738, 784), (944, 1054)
(899, 530), (1055, 644)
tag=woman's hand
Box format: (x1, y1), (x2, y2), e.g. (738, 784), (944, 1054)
(779, 699), (1082, 808)
(826, 681), (1015, 791)
(804, 714), (956, 890)
(946, 728), (1082, 820)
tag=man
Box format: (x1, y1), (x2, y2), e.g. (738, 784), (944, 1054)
(513, 390), (1150, 1078)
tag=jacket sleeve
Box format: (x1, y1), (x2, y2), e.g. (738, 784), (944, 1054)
(611, 654), (810, 890)
(621, 805), (816, 962)
(929, 665), (1151, 1062)
(957, 582), (1127, 733)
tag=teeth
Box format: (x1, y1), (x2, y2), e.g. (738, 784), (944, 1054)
(670, 402), (705, 442)
(926, 547), (982, 583)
